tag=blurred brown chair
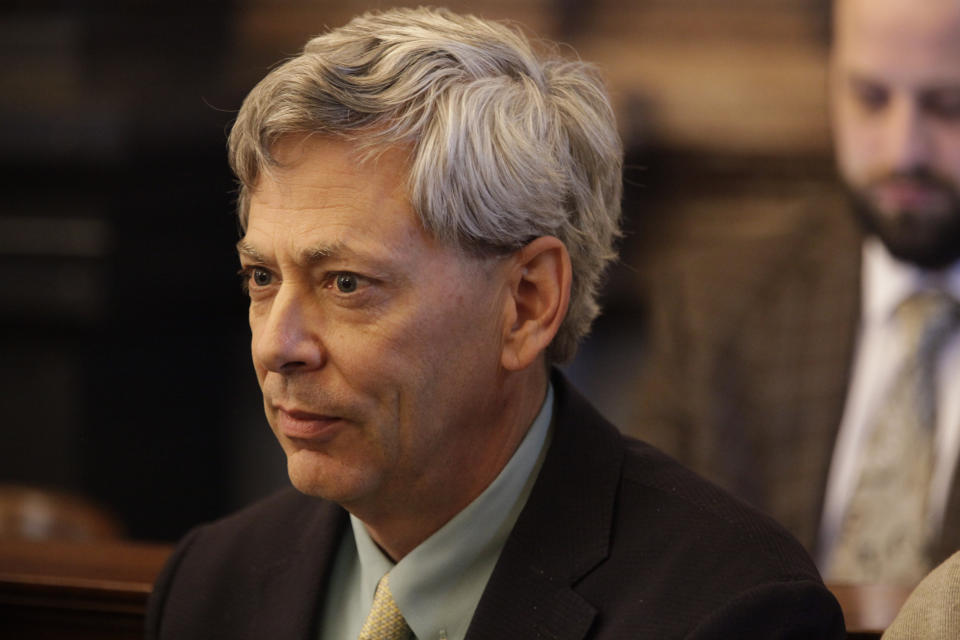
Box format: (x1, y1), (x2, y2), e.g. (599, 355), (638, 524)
(0, 484), (124, 542)
(0, 486), (166, 640)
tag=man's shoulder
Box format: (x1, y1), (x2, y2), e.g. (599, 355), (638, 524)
(658, 195), (858, 324)
(652, 190), (858, 280)
(169, 487), (342, 566)
(505, 381), (844, 637)
(146, 488), (347, 639)
(601, 436), (842, 636)
(554, 375), (824, 582)
(617, 436), (822, 579)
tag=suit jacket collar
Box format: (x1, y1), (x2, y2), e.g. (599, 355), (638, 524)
(466, 372), (622, 640)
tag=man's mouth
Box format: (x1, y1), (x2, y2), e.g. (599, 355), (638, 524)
(868, 175), (953, 215)
(274, 406), (345, 441)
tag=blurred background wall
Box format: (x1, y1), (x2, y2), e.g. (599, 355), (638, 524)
(1, 0), (837, 542)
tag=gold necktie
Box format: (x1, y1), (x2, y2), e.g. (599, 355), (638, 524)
(827, 292), (960, 585)
(357, 573), (412, 640)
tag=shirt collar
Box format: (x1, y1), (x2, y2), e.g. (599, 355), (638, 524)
(862, 237), (960, 325)
(351, 383), (555, 640)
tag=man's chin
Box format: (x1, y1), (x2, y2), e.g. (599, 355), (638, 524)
(847, 192), (960, 270)
(286, 450), (335, 497)
(286, 449), (374, 503)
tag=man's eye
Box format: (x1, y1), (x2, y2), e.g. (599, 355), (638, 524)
(923, 90), (960, 121)
(238, 266), (274, 293)
(850, 80), (889, 113)
(335, 273), (359, 293)
(252, 268), (272, 287)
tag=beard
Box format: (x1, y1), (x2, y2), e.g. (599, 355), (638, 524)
(845, 167), (960, 270)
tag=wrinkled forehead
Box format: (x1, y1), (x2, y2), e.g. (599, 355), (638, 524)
(833, 0), (960, 82)
(242, 134), (504, 272)
(248, 134), (405, 213)
(238, 132), (410, 227)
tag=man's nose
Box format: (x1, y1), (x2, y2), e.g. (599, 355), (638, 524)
(252, 285), (326, 373)
(884, 98), (934, 173)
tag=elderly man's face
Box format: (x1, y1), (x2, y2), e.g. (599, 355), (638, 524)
(831, 0), (960, 268)
(238, 136), (512, 515)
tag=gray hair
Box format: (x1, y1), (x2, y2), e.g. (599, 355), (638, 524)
(228, 7), (623, 363)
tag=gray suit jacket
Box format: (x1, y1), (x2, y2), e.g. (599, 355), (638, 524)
(631, 193), (960, 563)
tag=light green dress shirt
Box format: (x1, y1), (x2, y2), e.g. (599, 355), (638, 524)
(319, 384), (555, 640)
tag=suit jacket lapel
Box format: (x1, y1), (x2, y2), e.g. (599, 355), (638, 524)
(466, 374), (622, 640)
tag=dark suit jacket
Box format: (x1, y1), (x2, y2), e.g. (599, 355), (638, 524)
(630, 193), (960, 563)
(147, 374), (844, 639)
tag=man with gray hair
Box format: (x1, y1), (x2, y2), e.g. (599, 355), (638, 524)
(146, 8), (843, 639)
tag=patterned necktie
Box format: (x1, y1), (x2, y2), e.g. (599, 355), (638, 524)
(827, 291), (960, 585)
(357, 573), (412, 640)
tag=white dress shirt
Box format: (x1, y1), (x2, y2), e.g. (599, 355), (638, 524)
(818, 239), (960, 570)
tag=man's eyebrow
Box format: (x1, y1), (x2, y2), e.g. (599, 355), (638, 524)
(235, 239), (353, 264)
(236, 240), (265, 262)
(301, 242), (345, 264)
(845, 72), (880, 86)
(921, 84), (960, 95)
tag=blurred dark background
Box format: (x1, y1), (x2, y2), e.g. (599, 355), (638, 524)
(1, 0), (835, 542)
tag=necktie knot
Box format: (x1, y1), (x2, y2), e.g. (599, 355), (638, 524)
(358, 573), (411, 640)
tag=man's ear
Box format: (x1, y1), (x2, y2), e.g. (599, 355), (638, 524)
(501, 236), (572, 371)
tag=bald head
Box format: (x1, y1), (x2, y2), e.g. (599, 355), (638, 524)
(830, 0), (960, 268)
